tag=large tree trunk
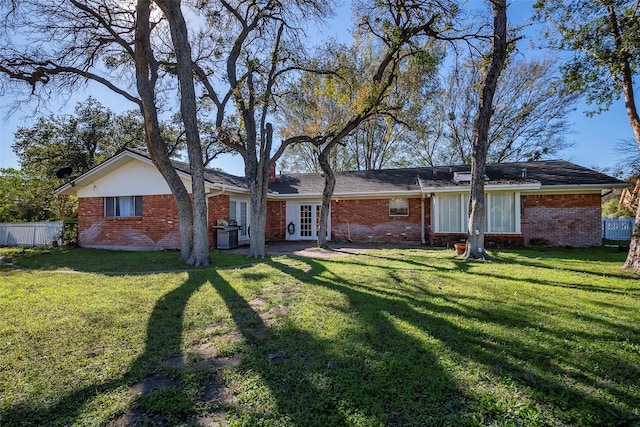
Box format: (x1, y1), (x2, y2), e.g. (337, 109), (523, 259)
(317, 150), (335, 249)
(245, 124), (272, 258)
(246, 157), (269, 258)
(156, 0), (210, 266)
(622, 84), (640, 269)
(605, 4), (640, 270)
(463, 0), (508, 260)
(135, 0), (194, 261)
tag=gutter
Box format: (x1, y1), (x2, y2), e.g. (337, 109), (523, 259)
(207, 184), (227, 197)
(417, 176), (426, 245)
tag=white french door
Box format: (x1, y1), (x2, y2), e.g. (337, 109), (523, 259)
(230, 199), (249, 240)
(299, 204), (321, 240)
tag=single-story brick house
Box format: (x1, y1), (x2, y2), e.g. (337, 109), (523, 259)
(55, 149), (627, 250)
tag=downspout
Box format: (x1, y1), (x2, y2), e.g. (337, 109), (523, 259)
(207, 185), (227, 244)
(417, 176), (426, 245)
(207, 184), (227, 198)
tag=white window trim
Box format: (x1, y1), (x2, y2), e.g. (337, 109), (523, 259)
(486, 191), (521, 234)
(432, 193), (468, 233)
(432, 192), (521, 234)
(389, 198), (409, 217)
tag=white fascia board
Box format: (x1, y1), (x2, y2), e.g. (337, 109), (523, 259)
(426, 182), (541, 193)
(267, 183), (545, 200)
(54, 149), (246, 196)
(56, 150), (197, 196)
(267, 190), (423, 200)
(522, 183), (628, 195)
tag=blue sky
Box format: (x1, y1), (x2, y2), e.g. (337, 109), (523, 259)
(0, 0), (632, 176)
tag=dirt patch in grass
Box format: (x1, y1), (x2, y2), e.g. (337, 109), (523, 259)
(291, 246), (371, 258)
(109, 283), (300, 425)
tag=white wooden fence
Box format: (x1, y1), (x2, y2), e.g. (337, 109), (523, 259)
(602, 218), (635, 241)
(0, 222), (64, 246)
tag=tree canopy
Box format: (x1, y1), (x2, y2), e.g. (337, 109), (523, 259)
(5, 98), (150, 222)
(534, 0), (640, 269)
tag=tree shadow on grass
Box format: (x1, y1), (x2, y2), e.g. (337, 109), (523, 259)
(3, 250), (639, 426)
(207, 263), (470, 426)
(0, 272), (208, 426)
(490, 247), (637, 280)
(1, 263), (466, 426)
(268, 256), (640, 426)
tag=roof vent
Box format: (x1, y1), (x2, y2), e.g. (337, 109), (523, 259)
(453, 171), (472, 183)
(521, 168), (527, 178)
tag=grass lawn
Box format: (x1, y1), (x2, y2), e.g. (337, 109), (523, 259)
(0, 246), (639, 426)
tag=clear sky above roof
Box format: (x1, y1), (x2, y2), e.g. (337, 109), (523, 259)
(0, 1), (632, 176)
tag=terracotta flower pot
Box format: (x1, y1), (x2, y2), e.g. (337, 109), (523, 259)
(454, 243), (466, 255)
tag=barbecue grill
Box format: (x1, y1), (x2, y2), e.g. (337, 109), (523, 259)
(214, 218), (240, 249)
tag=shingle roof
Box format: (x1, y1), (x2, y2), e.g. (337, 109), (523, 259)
(129, 149), (248, 189)
(126, 149), (625, 196)
(268, 160), (625, 196)
(174, 158), (247, 189)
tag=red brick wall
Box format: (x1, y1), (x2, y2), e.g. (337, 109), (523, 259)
(77, 192), (603, 249)
(208, 194), (230, 248)
(521, 193), (601, 246)
(330, 198), (425, 243)
(266, 200), (286, 241)
(430, 233), (524, 248)
(78, 195), (182, 249)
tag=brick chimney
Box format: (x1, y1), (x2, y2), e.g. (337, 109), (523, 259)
(268, 162), (277, 184)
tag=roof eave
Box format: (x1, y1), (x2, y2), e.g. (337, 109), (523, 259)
(268, 182), (544, 199)
(522, 183), (628, 194)
(55, 150), (156, 196)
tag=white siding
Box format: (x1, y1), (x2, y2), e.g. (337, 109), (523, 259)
(77, 159), (191, 198)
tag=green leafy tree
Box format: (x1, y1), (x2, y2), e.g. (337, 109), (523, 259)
(464, 0), (509, 260)
(534, 0), (640, 269)
(0, 0), (209, 265)
(411, 56), (578, 166)
(279, 0), (458, 248)
(0, 168), (75, 222)
(10, 98), (148, 222)
(280, 39), (443, 173)
(13, 97), (146, 177)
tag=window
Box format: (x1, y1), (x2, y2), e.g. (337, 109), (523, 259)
(487, 193), (515, 233)
(433, 192), (518, 234)
(435, 194), (469, 232)
(105, 196), (142, 217)
(389, 198), (409, 216)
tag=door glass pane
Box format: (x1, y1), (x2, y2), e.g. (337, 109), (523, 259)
(300, 205), (312, 237)
(230, 201), (237, 220)
(315, 205), (321, 233)
(240, 202), (248, 237)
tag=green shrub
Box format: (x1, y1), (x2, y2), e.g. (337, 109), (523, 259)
(602, 199), (634, 218)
